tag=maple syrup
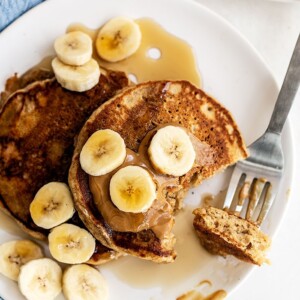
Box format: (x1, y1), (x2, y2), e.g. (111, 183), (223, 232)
(67, 18), (201, 87)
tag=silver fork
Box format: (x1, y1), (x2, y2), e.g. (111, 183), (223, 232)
(223, 35), (300, 225)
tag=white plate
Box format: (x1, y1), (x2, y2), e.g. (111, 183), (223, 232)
(0, 0), (294, 299)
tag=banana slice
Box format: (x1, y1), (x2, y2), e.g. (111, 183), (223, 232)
(54, 31), (93, 66)
(0, 240), (43, 281)
(18, 258), (62, 300)
(30, 182), (75, 229)
(96, 16), (141, 62)
(63, 264), (109, 300)
(148, 125), (196, 176)
(52, 57), (100, 92)
(109, 165), (156, 213)
(80, 129), (126, 176)
(48, 223), (95, 264)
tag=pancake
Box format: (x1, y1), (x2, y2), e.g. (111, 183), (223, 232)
(193, 206), (271, 265)
(69, 80), (248, 263)
(0, 62), (54, 110)
(0, 68), (129, 243)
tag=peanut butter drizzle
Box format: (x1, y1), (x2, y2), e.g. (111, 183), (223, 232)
(246, 177), (266, 220)
(89, 125), (214, 239)
(177, 289), (227, 300)
(236, 177), (271, 224)
(67, 18), (201, 86)
(177, 280), (227, 300)
(89, 148), (175, 239)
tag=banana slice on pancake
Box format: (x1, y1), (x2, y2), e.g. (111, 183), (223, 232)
(148, 125), (196, 176)
(109, 165), (157, 213)
(96, 16), (141, 62)
(54, 31), (93, 66)
(18, 258), (62, 300)
(0, 240), (43, 281)
(80, 129), (126, 176)
(48, 223), (95, 264)
(63, 264), (109, 300)
(52, 57), (100, 92)
(30, 182), (75, 229)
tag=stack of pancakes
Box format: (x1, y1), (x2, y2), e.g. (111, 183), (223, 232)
(0, 68), (248, 264)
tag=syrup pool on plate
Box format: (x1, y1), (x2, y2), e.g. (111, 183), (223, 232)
(67, 18), (201, 87)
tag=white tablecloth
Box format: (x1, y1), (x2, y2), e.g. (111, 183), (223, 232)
(195, 1), (300, 299)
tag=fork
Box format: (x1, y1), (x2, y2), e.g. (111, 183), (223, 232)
(223, 35), (300, 225)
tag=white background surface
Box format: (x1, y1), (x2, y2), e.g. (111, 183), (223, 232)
(195, 1), (300, 299)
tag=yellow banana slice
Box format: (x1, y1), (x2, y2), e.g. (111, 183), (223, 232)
(63, 264), (109, 300)
(148, 125), (196, 176)
(54, 31), (93, 66)
(18, 258), (62, 300)
(109, 165), (156, 213)
(0, 240), (43, 281)
(52, 57), (100, 92)
(96, 16), (142, 62)
(48, 223), (95, 264)
(30, 182), (75, 229)
(80, 129), (126, 176)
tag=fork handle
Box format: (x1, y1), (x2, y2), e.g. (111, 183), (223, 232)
(267, 34), (300, 135)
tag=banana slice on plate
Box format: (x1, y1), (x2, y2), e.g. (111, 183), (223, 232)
(18, 258), (62, 300)
(0, 240), (43, 281)
(96, 16), (142, 62)
(30, 182), (75, 229)
(48, 223), (95, 264)
(52, 57), (100, 92)
(54, 31), (93, 66)
(109, 165), (157, 213)
(80, 129), (126, 176)
(148, 125), (196, 176)
(63, 264), (109, 300)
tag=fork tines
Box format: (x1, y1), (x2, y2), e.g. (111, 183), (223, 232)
(223, 162), (281, 226)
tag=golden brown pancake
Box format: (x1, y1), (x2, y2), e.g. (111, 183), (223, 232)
(0, 69), (129, 243)
(0, 66), (54, 110)
(69, 80), (248, 263)
(193, 206), (271, 265)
